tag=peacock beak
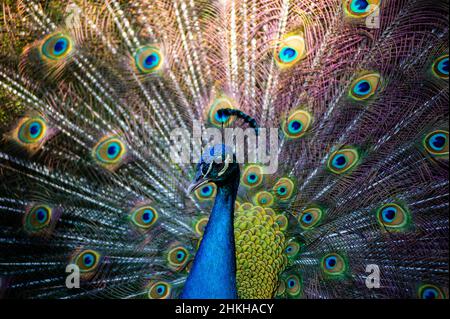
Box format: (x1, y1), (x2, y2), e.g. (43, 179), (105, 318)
(187, 177), (211, 193)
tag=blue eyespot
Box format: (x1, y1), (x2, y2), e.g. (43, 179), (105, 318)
(376, 203), (409, 229)
(322, 253), (346, 275)
(29, 122), (42, 138)
(349, 73), (380, 100)
(156, 284), (166, 295)
(74, 250), (100, 272)
(53, 38), (68, 56)
(285, 242), (301, 258)
(429, 133), (447, 151)
(437, 57), (449, 76)
(18, 117), (47, 144)
(83, 253), (95, 267)
(381, 207), (397, 223)
(325, 256), (337, 269)
(176, 251), (185, 261)
(35, 208), (48, 224)
(279, 47), (298, 63)
(247, 173), (258, 184)
(144, 53), (159, 69)
(332, 154), (347, 169)
(351, 0), (370, 13)
(130, 206), (158, 229)
(424, 130), (449, 156)
(302, 213), (313, 224)
(106, 142), (121, 159)
(93, 137), (126, 167)
(353, 80), (371, 96)
(288, 279), (295, 288)
(285, 275), (301, 296)
(423, 288), (438, 299)
(288, 120), (303, 134)
(167, 246), (190, 270)
(134, 46), (163, 74)
(277, 186), (287, 196)
(142, 209), (154, 224)
(41, 33), (73, 60)
(149, 282), (171, 299)
(418, 285), (444, 299)
(242, 165), (263, 188)
(283, 110), (312, 139)
(24, 205), (53, 233)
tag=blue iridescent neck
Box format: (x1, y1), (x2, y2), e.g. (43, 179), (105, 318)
(181, 177), (239, 299)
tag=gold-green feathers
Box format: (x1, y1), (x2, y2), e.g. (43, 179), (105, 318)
(234, 202), (287, 298)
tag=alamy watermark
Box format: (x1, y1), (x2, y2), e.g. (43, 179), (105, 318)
(169, 121), (279, 174)
(365, 264), (381, 289)
(365, 4), (381, 29)
(65, 264), (80, 289)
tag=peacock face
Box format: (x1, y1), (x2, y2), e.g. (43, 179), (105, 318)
(188, 144), (239, 192)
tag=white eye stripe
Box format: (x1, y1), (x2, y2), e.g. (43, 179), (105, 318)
(204, 162), (213, 177)
(218, 155), (231, 176)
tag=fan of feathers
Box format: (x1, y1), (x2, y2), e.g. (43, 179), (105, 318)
(0, 0), (448, 299)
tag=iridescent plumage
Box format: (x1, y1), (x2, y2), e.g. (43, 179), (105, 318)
(0, 0), (448, 299)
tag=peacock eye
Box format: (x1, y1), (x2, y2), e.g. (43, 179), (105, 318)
(327, 147), (360, 174)
(134, 46), (163, 74)
(282, 110), (312, 139)
(167, 245), (190, 270)
(285, 241), (301, 258)
(432, 55), (449, 79)
(208, 97), (236, 127)
(299, 207), (323, 230)
(423, 130), (449, 156)
(130, 205), (158, 229)
(254, 191), (274, 207)
(242, 165), (263, 188)
(273, 177), (295, 201)
(418, 284), (445, 299)
(93, 136), (127, 166)
(349, 73), (381, 100)
(285, 275), (301, 297)
(321, 253), (347, 276)
(376, 203), (409, 230)
(41, 33), (73, 60)
(17, 117), (47, 144)
(148, 281), (171, 299)
(195, 182), (216, 201)
(24, 205), (52, 233)
(344, 0), (381, 18)
(74, 249), (101, 273)
(275, 34), (307, 68)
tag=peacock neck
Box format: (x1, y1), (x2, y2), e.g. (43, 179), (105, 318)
(181, 177), (239, 299)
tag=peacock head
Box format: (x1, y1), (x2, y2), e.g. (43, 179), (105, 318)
(188, 144), (240, 192)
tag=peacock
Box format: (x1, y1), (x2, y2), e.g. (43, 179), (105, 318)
(0, 0), (448, 300)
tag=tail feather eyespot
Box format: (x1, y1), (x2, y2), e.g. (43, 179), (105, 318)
(41, 33), (73, 61)
(432, 55), (449, 79)
(349, 73), (381, 100)
(134, 46), (163, 74)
